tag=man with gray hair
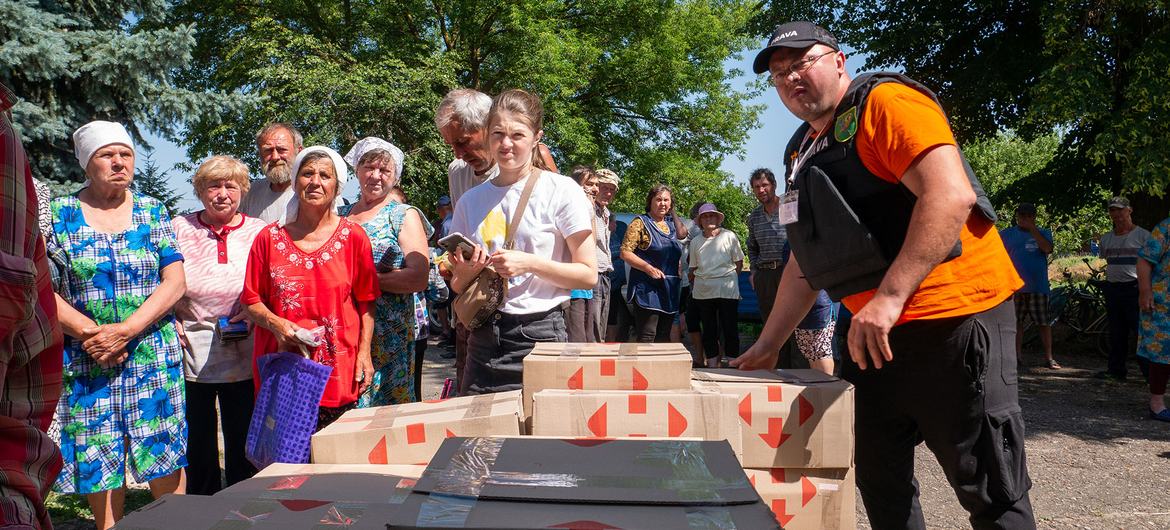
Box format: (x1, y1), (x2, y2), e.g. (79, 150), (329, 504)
(435, 89), (498, 206)
(435, 89), (497, 393)
(240, 122), (304, 222)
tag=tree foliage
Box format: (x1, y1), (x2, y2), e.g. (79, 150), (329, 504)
(131, 151), (184, 216)
(751, 1), (1170, 223)
(965, 131), (1109, 255)
(165, 0), (763, 219)
(0, 0), (252, 183)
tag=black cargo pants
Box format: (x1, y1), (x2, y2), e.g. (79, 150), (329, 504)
(841, 300), (1036, 529)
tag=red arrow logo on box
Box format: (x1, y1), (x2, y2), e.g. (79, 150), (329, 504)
(668, 403), (687, 436)
(568, 367), (584, 389)
(798, 395), (815, 426)
(738, 394), (752, 426)
(771, 499), (795, 527)
(759, 417), (790, 448)
(367, 436), (388, 464)
(588, 403), (608, 437)
(549, 522), (622, 530)
(631, 367), (648, 390)
(801, 475), (817, 506)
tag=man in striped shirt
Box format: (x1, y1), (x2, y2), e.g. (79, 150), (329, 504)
(1096, 196), (1152, 382)
(0, 82), (64, 530)
(745, 169), (787, 328)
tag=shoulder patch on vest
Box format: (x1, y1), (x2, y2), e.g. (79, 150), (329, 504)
(834, 106), (858, 143)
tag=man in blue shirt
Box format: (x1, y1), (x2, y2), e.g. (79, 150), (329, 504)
(1000, 203), (1059, 368)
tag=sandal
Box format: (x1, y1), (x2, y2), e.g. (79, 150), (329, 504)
(1045, 359), (1062, 370)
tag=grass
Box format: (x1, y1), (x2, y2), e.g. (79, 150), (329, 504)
(1050, 254), (1106, 285)
(737, 321), (763, 337)
(47, 488), (157, 528)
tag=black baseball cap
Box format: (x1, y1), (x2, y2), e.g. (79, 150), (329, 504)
(752, 21), (840, 74)
(1015, 203), (1037, 215)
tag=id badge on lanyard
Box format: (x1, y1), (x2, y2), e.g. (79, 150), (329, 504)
(779, 190), (799, 224)
(782, 130), (818, 225)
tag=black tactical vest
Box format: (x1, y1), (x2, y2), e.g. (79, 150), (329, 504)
(782, 72), (996, 301)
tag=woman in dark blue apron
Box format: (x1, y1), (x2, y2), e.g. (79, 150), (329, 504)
(619, 185), (686, 342)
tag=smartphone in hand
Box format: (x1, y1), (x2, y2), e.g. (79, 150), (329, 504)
(217, 316), (250, 344)
(438, 232), (476, 260)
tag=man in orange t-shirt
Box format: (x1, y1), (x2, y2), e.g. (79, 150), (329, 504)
(733, 22), (1036, 529)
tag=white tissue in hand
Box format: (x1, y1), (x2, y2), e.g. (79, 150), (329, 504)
(295, 327), (322, 347)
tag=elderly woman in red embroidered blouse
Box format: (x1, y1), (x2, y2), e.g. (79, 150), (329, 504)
(240, 146), (379, 429)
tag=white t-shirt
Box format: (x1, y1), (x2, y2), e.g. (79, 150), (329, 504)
(688, 229), (744, 300)
(449, 170), (593, 315)
(239, 180), (294, 224)
(448, 159), (499, 207)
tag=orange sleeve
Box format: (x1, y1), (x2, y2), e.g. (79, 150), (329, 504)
(842, 82), (1022, 323)
(855, 83), (957, 183)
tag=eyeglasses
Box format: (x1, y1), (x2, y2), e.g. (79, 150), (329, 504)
(768, 51), (836, 85)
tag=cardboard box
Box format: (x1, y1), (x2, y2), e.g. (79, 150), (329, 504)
(217, 463), (421, 502)
(743, 468), (856, 530)
(252, 462), (428, 480)
(385, 436), (781, 529)
(531, 388), (742, 457)
(310, 391), (522, 465)
(692, 368), (854, 468)
(522, 342), (693, 418)
(113, 494), (394, 529)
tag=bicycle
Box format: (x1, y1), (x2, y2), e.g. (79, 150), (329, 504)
(1021, 258), (1109, 356)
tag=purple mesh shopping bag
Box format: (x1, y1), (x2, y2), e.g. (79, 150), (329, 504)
(245, 351), (332, 469)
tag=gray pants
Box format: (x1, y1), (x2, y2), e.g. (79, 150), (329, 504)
(567, 274), (612, 342)
(462, 307), (567, 395)
(586, 274), (611, 341)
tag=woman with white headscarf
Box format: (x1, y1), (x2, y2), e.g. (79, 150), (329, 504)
(48, 121), (187, 529)
(338, 137), (432, 405)
(240, 146), (379, 430)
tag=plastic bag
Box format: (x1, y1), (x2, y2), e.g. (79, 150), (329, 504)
(245, 351), (332, 469)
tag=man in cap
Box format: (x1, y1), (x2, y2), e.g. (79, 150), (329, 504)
(436, 195), (454, 240)
(590, 168), (621, 341)
(733, 21), (1035, 527)
(240, 122), (305, 223)
(1096, 196), (1152, 381)
(1000, 203), (1059, 369)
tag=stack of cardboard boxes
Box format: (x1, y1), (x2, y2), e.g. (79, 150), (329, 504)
(115, 342), (855, 529)
(691, 368), (856, 529)
(525, 344), (856, 529)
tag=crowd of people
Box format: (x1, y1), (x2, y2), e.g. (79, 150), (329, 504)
(2, 19), (1170, 530)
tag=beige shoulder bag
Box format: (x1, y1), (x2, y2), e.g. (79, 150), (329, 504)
(453, 170), (540, 329)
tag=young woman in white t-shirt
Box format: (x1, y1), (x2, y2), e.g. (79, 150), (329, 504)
(448, 89), (597, 395)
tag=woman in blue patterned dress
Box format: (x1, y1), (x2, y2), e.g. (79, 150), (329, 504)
(48, 121), (187, 529)
(1138, 216), (1170, 422)
(340, 137), (433, 405)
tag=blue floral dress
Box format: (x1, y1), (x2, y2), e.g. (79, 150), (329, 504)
(48, 193), (187, 494)
(1138, 218), (1170, 366)
(340, 201), (433, 406)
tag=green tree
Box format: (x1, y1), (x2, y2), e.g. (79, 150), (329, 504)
(751, 1), (1170, 224)
(166, 0), (763, 216)
(0, 0), (252, 184)
(131, 151), (183, 216)
(965, 131), (1109, 255)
